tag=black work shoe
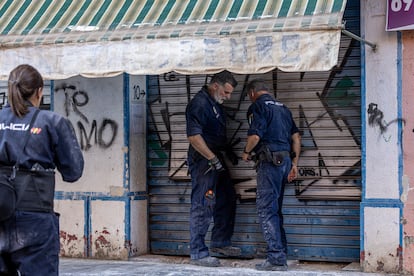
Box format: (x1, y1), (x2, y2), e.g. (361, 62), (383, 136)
(190, 256), (220, 267)
(210, 246), (242, 257)
(255, 260), (288, 271)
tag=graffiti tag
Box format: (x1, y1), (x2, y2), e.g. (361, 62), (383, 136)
(55, 84), (118, 151)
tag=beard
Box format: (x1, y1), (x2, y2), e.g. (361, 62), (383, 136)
(214, 91), (224, 104)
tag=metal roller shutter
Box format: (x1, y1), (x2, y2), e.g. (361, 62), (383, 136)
(147, 0), (361, 262)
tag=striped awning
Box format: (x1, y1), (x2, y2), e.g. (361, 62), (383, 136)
(0, 0), (347, 79)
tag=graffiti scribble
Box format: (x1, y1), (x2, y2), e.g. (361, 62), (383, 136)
(367, 103), (405, 134)
(55, 84), (89, 123)
(55, 83), (118, 151)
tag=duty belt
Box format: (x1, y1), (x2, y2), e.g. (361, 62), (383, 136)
(256, 150), (290, 166)
(0, 167), (55, 213)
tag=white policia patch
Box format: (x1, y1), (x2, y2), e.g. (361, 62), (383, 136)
(248, 113), (253, 125)
(264, 100), (284, 106)
(0, 123), (30, 131)
(213, 106), (219, 119)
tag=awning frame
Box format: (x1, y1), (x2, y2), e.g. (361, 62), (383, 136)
(0, 0), (350, 79)
(342, 29), (377, 51)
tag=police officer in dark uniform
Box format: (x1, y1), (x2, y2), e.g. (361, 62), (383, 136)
(242, 79), (301, 271)
(0, 64), (84, 275)
(186, 71), (241, 267)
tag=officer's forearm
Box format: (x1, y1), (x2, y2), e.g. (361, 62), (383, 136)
(291, 132), (301, 166)
(188, 134), (215, 160)
(244, 134), (260, 154)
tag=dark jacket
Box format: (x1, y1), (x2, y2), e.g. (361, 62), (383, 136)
(186, 86), (227, 155)
(0, 104), (83, 182)
(247, 94), (299, 153)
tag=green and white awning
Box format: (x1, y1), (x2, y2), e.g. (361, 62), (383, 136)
(0, 0), (347, 79)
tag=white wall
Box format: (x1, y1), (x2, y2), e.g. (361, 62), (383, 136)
(128, 75), (148, 255)
(362, 0), (402, 273)
(54, 76), (124, 192)
(54, 74), (148, 259)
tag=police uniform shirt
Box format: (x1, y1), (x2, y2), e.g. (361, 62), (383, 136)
(0, 104), (83, 182)
(186, 86), (227, 152)
(247, 94), (299, 153)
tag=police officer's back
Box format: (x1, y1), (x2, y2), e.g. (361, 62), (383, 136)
(0, 64), (84, 276)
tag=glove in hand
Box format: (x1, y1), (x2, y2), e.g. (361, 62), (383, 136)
(209, 156), (225, 172)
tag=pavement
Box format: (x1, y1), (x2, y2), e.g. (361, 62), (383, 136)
(59, 254), (403, 275)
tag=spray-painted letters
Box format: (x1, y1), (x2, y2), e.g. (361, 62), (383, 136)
(55, 83), (118, 151)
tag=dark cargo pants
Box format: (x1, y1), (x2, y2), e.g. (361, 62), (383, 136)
(256, 156), (291, 265)
(0, 211), (60, 276)
(188, 157), (237, 260)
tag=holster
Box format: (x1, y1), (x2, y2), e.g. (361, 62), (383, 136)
(256, 150), (290, 167)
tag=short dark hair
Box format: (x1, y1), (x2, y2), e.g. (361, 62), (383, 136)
(246, 79), (269, 93)
(210, 70), (238, 88)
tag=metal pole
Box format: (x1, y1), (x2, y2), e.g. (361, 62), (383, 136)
(342, 29), (377, 51)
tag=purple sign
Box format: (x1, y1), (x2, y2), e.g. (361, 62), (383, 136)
(387, 0), (414, 31)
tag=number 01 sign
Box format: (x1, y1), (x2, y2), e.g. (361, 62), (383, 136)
(387, 0), (414, 31)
